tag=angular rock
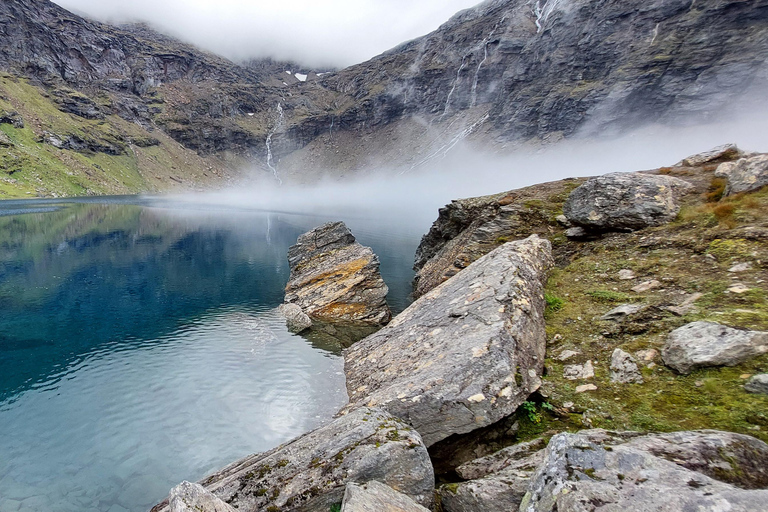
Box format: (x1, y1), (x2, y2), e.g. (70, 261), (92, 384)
(575, 384), (597, 393)
(563, 172), (694, 232)
(631, 279), (661, 293)
(745, 374), (768, 394)
(617, 269), (635, 280)
(169, 482), (235, 512)
(519, 430), (768, 511)
(600, 304), (644, 321)
(715, 153), (768, 196)
(341, 481), (430, 512)
(729, 262), (752, 273)
(676, 143), (744, 167)
(563, 361), (594, 381)
(344, 236), (553, 446)
(277, 303), (312, 333)
(284, 222), (391, 326)
(151, 408), (434, 512)
(556, 350), (579, 362)
(609, 348), (643, 384)
(455, 438), (548, 481)
(662, 321), (768, 374)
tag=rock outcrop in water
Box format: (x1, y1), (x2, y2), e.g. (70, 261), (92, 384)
(284, 222), (391, 328)
(344, 236), (553, 447)
(152, 407), (434, 512)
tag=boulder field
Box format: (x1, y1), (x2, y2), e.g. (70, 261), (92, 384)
(154, 145), (768, 511)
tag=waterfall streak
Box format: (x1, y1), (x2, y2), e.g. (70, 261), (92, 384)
(265, 103), (284, 185)
(401, 113), (490, 174)
(443, 57), (467, 117)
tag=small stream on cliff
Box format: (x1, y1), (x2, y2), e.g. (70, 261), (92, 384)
(0, 196), (423, 512)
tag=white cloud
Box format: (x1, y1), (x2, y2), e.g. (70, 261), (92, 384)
(53, 0), (483, 68)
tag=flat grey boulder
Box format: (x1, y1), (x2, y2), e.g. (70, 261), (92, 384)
(151, 408), (434, 512)
(599, 304), (644, 322)
(169, 482), (235, 512)
(662, 321), (768, 374)
(341, 481), (430, 512)
(344, 236), (552, 446)
(715, 153), (768, 196)
(519, 430), (768, 512)
(285, 222), (391, 326)
(676, 143), (744, 167)
(746, 374), (768, 394)
(609, 348), (643, 384)
(563, 172), (694, 231)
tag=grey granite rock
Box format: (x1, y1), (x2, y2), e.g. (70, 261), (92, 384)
(676, 143), (744, 167)
(662, 321), (768, 374)
(716, 153), (768, 196)
(151, 408), (434, 512)
(745, 374), (768, 394)
(169, 482), (235, 512)
(341, 481), (430, 512)
(277, 303), (312, 333)
(609, 348), (643, 384)
(519, 430), (768, 512)
(285, 222), (391, 326)
(563, 172), (694, 231)
(344, 236), (553, 446)
(600, 304), (644, 321)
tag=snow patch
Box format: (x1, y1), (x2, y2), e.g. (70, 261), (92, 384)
(295, 73), (308, 82)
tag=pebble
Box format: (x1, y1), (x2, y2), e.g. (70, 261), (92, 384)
(557, 350), (580, 361)
(632, 280), (662, 293)
(728, 262), (752, 273)
(727, 284), (750, 294)
(618, 269), (636, 280)
(575, 384), (598, 393)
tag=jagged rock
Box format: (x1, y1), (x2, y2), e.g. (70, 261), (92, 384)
(345, 236), (553, 447)
(662, 321), (768, 374)
(519, 430), (768, 511)
(455, 438), (548, 481)
(0, 110), (24, 128)
(563, 361), (594, 381)
(609, 348), (643, 384)
(716, 153), (768, 196)
(169, 482), (235, 512)
(151, 408), (434, 512)
(277, 303), (312, 333)
(745, 374), (768, 394)
(676, 143), (744, 167)
(284, 222), (391, 326)
(600, 304), (644, 321)
(341, 481), (429, 512)
(563, 173), (694, 232)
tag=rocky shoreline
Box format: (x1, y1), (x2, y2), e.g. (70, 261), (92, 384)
(155, 145), (768, 511)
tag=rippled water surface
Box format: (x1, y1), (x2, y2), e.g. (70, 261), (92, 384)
(0, 197), (420, 512)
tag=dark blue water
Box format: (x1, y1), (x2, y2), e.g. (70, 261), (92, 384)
(0, 197), (420, 512)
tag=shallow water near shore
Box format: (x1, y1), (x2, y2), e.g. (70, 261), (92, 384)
(0, 197), (421, 512)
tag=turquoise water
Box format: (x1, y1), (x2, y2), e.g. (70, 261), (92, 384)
(0, 197), (420, 512)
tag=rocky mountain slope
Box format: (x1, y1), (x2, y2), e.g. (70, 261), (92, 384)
(1, 0), (768, 196)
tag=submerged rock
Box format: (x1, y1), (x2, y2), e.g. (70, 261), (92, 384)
(519, 430), (768, 511)
(563, 172), (694, 232)
(344, 236), (553, 446)
(715, 153), (768, 196)
(341, 481), (429, 512)
(151, 408), (434, 512)
(662, 321), (768, 374)
(169, 482), (235, 512)
(284, 222), (391, 327)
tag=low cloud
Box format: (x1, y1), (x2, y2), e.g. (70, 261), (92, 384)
(54, 0), (482, 68)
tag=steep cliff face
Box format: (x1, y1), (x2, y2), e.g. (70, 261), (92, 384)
(1, 0), (767, 195)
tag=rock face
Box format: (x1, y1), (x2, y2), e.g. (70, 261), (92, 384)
(169, 482), (235, 512)
(716, 153), (768, 196)
(609, 348), (644, 384)
(519, 430), (768, 511)
(341, 481), (430, 512)
(662, 321), (768, 374)
(284, 222), (391, 326)
(563, 172), (694, 232)
(151, 408), (434, 512)
(745, 374), (768, 394)
(344, 236), (553, 447)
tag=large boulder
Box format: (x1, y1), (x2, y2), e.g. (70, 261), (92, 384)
(344, 236), (553, 446)
(662, 321), (768, 374)
(151, 408), (434, 512)
(284, 222), (391, 326)
(341, 481), (430, 512)
(169, 482), (235, 512)
(519, 430), (768, 511)
(675, 143), (744, 167)
(563, 172), (694, 231)
(715, 153), (768, 196)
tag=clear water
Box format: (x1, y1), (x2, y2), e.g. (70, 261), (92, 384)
(0, 197), (421, 512)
